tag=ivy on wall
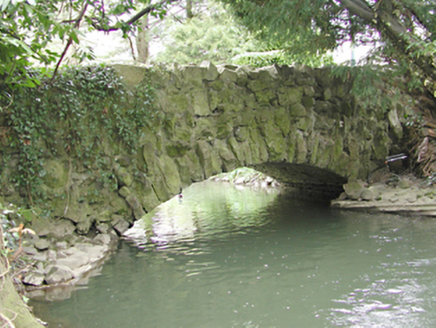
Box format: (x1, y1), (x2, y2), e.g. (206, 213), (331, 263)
(0, 64), (157, 204)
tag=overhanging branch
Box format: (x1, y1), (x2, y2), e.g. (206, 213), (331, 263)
(91, 0), (180, 32)
(339, 0), (374, 22)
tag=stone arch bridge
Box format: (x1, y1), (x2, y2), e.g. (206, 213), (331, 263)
(21, 63), (409, 234)
(112, 63), (407, 209)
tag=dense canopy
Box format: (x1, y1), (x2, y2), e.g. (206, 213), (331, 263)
(220, 0), (436, 94)
(1, 0), (436, 104)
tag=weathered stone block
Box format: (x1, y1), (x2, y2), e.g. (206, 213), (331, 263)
(112, 216), (130, 236)
(343, 179), (367, 200)
(41, 160), (68, 189)
(215, 139), (237, 172)
(219, 67), (238, 82)
(295, 131), (307, 163)
(249, 126), (269, 163)
(323, 88), (332, 101)
(200, 61), (219, 81)
(115, 166), (132, 187)
(227, 137), (245, 166)
(277, 87), (303, 107)
(234, 127), (248, 142)
(125, 194), (146, 220)
(190, 89), (210, 116)
(388, 109), (403, 140)
(290, 103), (307, 117)
(302, 96), (315, 109)
(180, 65), (205, 86)
(45, 265), (75, 284)
(196, 140), (222, 178)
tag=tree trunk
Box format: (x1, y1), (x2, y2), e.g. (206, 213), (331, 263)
(136, 13), (149, 64)
(186, 0), (194, 19)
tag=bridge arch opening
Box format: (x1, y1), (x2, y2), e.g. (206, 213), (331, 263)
(246, 162), (347, 201)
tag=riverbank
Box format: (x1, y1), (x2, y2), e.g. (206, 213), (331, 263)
(13, 168), (436, 304)
(331, 172), (436, 217)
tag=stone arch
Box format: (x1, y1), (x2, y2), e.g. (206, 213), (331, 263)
(113, 62), (409, 213)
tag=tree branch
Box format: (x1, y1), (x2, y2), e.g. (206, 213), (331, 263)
(339, 0), (374, 22)
(92, 0), (180, 32)
(397, 0), (435, 41)
(340, 0), (436, 82)
(48, 2), (89, 84)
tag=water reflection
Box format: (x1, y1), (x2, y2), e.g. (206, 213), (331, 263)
(30, 181), (436, 327)
(124, 181), (280, 247)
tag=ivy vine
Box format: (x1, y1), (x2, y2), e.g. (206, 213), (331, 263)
(0, 64), (157, 204)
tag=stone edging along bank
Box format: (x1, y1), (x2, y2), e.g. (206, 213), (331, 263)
(332, 174), (436, 217)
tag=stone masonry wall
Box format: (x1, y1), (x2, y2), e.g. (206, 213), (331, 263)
(3, 63), (410, 237)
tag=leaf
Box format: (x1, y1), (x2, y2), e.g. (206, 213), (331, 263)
(0, 0), (11, 11)
(70, 30), (80, 44)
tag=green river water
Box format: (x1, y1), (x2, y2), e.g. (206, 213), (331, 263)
(31, 181), (436, 327)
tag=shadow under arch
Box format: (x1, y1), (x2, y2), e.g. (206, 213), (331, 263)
(249, 162), (347, 201)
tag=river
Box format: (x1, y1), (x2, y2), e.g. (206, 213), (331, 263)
(30, 181), (436, 327)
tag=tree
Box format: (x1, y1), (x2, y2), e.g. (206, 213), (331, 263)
(154, 1), (259, 64)
(219, 0), (436, 95)
(153, 0), (332, 66)
(0, 0), (180, 108)
(136, 12), (150, 63)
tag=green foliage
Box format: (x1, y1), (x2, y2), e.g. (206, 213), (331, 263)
(0, 0), (172, 107)
(331, 65), (417, 116)
(153, 1), (332, 67)
(1, 64), (157, 203)
(219, 0), (339, 61)
(219, 0), (436, 95)
(154, 1), (258, 65)
(232, 50), (334, 68)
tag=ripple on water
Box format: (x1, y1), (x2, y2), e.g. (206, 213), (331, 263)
(31, 182), (436, 328)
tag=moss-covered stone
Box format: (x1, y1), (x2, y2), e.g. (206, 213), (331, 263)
(200, 61), (219, 81)
(215, 139), (237, 172)
(274, 107), (291, 136)
(219, 67), (238, 83)
(234, 126), (248, 142)
(180, 65), (205, 87)
(302, 96), (315, 109)
(216, 113), (235, 139)
(196, 117), (217, 140)
(323, 88), (332, 101)
(295, 131), (307, 164)
(195, 140), (222, 178)
(115, 166), (133, 187)
(277, 87), (303, 107)
(290, 103), (307, 117)
(41, 160), (68, 189)
(248, 126), (269, 163)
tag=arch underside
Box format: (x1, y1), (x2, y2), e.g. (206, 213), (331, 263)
(250, 162), (347, 200)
